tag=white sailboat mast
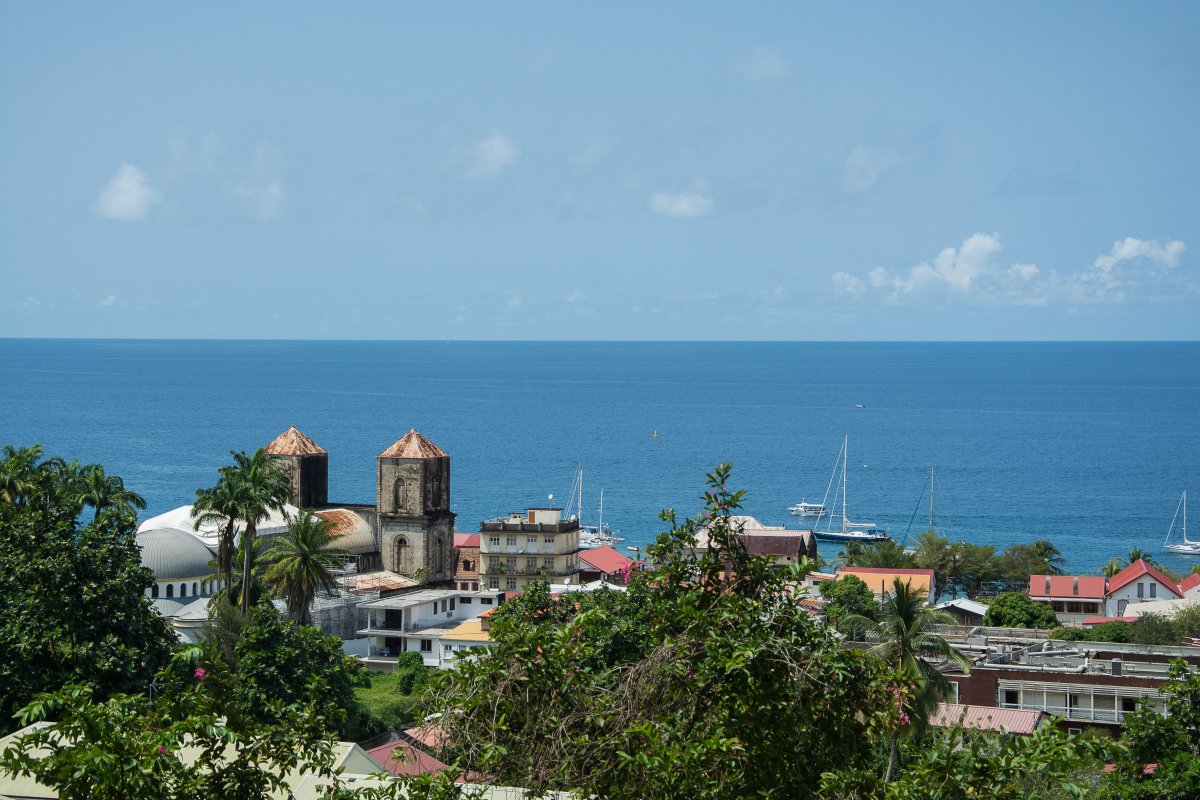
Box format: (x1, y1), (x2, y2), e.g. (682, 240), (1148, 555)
(929, 465), (935, 530)
(841, 435), (849, 534)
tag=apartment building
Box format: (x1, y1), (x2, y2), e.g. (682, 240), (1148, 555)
(478, 507), (581, 592)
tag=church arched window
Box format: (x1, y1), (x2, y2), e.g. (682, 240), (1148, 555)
(394, 478), (407, 511)
(180, 583), (187, 598)
(151, 584), (159, 599)
(166, 584), (174, 598)
(193, 581), (199, 596)
(393, 536), (411, 574)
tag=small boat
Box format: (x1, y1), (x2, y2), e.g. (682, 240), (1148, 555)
(565, 466), (623, 548)
(788, 501), (827, 518)
(814, 435), (890, 543)
(855, 403), (866, 409)
(1164, 490), (1199, 555)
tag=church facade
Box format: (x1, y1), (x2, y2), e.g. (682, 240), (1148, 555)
(264, 426), (457, 586)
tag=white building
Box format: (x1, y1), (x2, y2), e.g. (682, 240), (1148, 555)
(357, 588), (504, 670)
(136, 527), (225, 643)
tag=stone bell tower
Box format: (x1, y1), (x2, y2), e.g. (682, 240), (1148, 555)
(376, 429), (454, 584)
(264, 426), (328, 508)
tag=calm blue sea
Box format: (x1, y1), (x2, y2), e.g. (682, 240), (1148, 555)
(2, 339), (1198, 575)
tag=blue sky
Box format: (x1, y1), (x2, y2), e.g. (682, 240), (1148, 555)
(1, 3), (1197, 340)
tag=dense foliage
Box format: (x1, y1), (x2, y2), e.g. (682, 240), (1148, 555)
(982, 591), (1060, 629)
(0, 445), (175, 734)
(423, 467), (928, 798)
(819, 572), (879, 623)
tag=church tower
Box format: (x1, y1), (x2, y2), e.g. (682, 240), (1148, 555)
(376, 429), (454, 584)
(264, 426), (328, 508)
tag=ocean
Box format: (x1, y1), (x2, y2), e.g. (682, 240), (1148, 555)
(1, 339), (1198, 575)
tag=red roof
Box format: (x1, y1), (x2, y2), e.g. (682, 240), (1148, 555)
(1178, 572), (1200, 594)
(1107, 560), (1183, 598)
(579, 546), (633, 575)
(378, 429), (449, 459)
(365, 739), (449, 778)
(454, 533), (480, 548)
(929, 703), (1044, 735)
(1082, 616), (1137, 625)
(1028, 575), (1107, 599)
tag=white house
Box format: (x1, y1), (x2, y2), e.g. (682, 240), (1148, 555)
(1104, 560), (1183, 616)
(357, 588), (504, 670)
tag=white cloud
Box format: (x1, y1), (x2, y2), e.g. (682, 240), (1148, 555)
(832, 233), (1190, 308)
(565, 290), (585, 304)
(650, 191), (714, 218)
(94, 164), (159, 221)
(838, 146), (900, 195)
(469, 131), (518, 178)
(505, 291), (523, 312)
(739, 46), (788, 82)
(99, 294), (116, 307)
(1094, 237), (1185, 271)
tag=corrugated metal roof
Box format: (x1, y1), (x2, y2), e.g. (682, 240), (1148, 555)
(378, 429), (449, 459)
(579, 545), (633, 574)
(929, 703), (1044, 735)
(314, 509), (376, 554)
(1028, 574), (1107, 599)
(364, 740), (449, 778)
(264, 426), (327, 456)
(1179, 573), (1200, 594)
(454, 532), (480, 547)
(1108, 560), (1183, 598)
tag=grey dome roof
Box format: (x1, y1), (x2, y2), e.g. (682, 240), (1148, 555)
(137, 527), (216, 581)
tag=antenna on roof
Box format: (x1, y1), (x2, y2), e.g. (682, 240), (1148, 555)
(548, 493), (554, 506)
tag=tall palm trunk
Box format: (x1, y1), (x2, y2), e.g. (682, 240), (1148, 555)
(885, 732), (898, 782)
(241, 521), (257, 613)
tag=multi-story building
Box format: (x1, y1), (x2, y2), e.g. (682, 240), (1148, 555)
(478, 507), (580, 592)
(358, 588), (504, 670)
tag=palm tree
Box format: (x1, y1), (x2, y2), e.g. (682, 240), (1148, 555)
(192, 477), (248, 596)
(260, 510), (347, 626)
(226, 449), (291, 613)
(1127, 548), (1154, 567)
(78, 465), (146, 521)
(1030, 539), (1066, 575)
(0, 444), (51, 508)
(841, 578), (972, 782)
(1101, 559), (1124, 578)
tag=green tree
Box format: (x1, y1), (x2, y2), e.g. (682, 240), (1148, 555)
(191, 476), (249, 597)
(423, 465), (888, 798)
(217, 449), (290, 613)
(259, 509), (346, 626)
(1097, 659), (1200, 799)
(1130, 612), (1181, 646)
(1030, 539), (1067, 574)
(77, 464), (147, 521)
(230, 601), (368, 737)
(0, 652), (342, 800)
(953, 541), (1000, 599)
(841, 539), (917, 569)
(1086, 620), (1133, 644)
(820, 573), (879, 625)
(1126, 549), (1152, 567)
(841, 578), (972, 781)
(982, 591), (1059, 629)
(0, 446), (174, 733)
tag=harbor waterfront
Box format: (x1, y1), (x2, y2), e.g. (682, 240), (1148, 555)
(1, 338), (1198, 575)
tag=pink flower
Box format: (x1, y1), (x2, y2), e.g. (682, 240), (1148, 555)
(157, 746), (169, 755)
(193, 667), (207, 681)
(899, 713), (910, 726)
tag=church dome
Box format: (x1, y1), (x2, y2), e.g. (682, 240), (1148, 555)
(136, 527), (217, 581)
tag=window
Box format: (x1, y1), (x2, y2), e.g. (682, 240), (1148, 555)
(1003, 690), (1019, 707)
(166, 584), (174, 598)
(947, 682), (959, 703)
(480, 597), (493, 605)
(543, 559), (553, 569)
(420, 639), (432, 652)
(1067, 727), (1082, 736)
(193, 581), (199, 596)
(180, 583), (187, 598)
(488, 577), (500, 589)
(445, 644), (453, 652)
(489, 537), (500, 547)
(460, 597), (472, 604)
(506, 557), (517, 570)
(506, 578), (517, 590)
(151, 584), (159, 598)
(1150, 583), (1157, 599)
(449, 598), (456, 612)
(527, 537), (537, 547)
(462, 560), (474, 571)
(544, 537), (555, 545)
(506, 536), (517, 547)
(489, 557), (502, 571)
(526, 557), (537, 571)
(1137, 582), (1144, 598)
(1121, 698), (1137, 712)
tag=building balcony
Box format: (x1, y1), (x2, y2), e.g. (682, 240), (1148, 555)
(479, 565), (579, 578)
(480, 520), (580, 534)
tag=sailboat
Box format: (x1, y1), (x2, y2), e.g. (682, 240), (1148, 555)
(814, 435), (890, 543)
(1163, 490), (1199, 555)
(564, 464), (623, 548)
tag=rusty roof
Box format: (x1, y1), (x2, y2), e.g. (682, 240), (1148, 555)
(264, 425), (327, 456)
(378, 429), (449, 459)
(929, 703), (1044, 735)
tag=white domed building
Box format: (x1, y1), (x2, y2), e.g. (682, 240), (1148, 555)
(136, 527), (224, 642)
